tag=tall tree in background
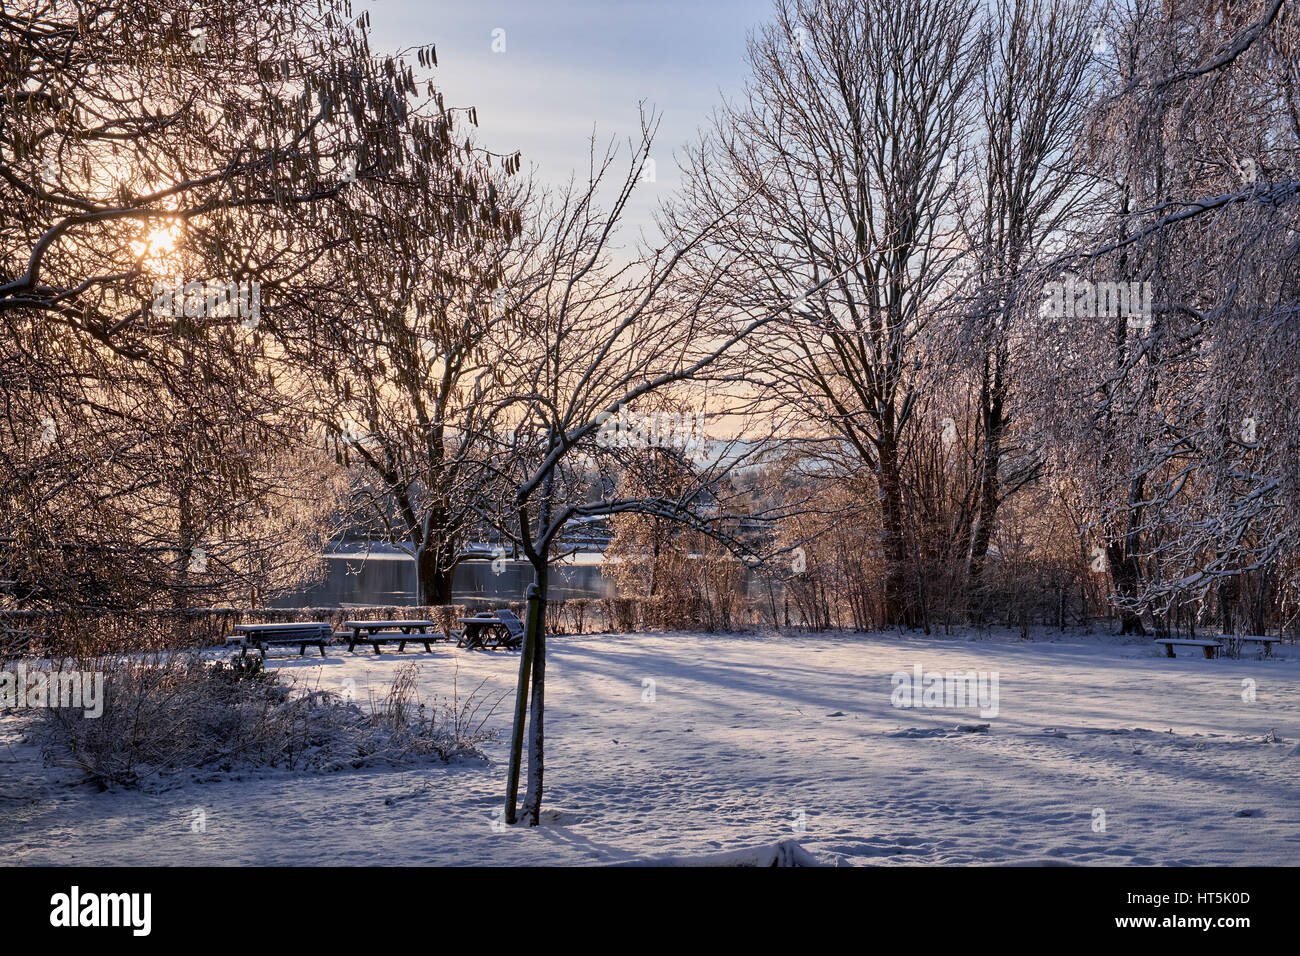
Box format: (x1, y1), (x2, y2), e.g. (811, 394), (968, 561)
(301, 150), (526, 606)
(674, 0), (984, 627)
(955, 0), (1097, 596)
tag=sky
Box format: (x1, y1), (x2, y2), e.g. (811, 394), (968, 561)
(361, 0), (776, 232)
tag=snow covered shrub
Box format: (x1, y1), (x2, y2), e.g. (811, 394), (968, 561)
(358, 662), (505, 764)
(606, 504), (749, 632)
(32, 654), (502, 789)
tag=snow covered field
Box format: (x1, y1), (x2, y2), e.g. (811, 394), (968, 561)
(3, 629), (1299, 866)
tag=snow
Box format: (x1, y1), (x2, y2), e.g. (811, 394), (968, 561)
(3, 628), (1299, 865)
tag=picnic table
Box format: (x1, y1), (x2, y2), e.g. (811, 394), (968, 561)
(456, 609), (526, 650)
(344, 619), (442, 654)
(227, 622), (331, 658)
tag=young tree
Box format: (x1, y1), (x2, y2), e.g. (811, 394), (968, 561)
(474, 121), (833, 825)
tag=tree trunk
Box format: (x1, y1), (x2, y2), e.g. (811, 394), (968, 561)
(968, 350), (1006, 588)
(175, 477), (196, 610)
(416, 543), (455, 606)
(503, 579), (542, 825)
(411, 501), (458, 606)
(1107, 541), (1146, 635)
(1218, 576), (1238, 635)
(878, 433), (912, 628)
(520, 562), (549, 825)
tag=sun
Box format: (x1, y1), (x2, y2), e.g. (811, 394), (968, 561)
(145, 227), (177, 255)
(132, 221), (183, 278)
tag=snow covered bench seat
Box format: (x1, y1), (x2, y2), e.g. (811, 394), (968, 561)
(1153, 638), (1223, 659)
(1220, 634), (1282, 658)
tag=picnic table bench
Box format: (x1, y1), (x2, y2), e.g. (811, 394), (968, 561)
(456, 609), (526, 650)
(1220, 634), (1283, 658)
(1154, 637), (1223, 659)
(344, 619), (442, 654)
(226, 622), (331, 658)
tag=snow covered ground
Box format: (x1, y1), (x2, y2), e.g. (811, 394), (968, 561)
(3, 628), (1298, 865)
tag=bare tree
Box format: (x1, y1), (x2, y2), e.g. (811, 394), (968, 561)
(300, 156), (526, 605)
(672, 0), (985, 627)
(955, 0), (1098, 594)
(470, 120), (833, 825)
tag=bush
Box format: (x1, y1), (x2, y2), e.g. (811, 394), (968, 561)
(31, 654), (503, 789)
(208, 654), (273, 684)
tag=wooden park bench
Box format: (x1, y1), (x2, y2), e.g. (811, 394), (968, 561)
(344, 619), (442, 654)
(225, 622), (331, 658)
(456, 609), (526, 650)
(1154, 637), (1223, 659)
(1220, 634), (1283, 658)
